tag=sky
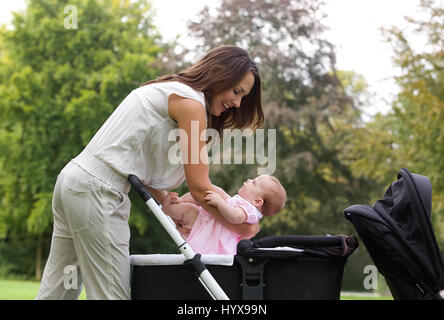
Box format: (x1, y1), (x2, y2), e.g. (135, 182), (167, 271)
(0, 0), (431, 117)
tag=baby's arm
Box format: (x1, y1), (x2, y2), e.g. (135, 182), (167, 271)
(179, 185), (230, 204)
(204, 191), (246, 224)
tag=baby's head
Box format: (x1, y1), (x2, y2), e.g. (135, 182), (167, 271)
(238, 175), (287, 216)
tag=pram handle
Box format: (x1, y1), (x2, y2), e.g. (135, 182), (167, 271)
(128, 175), (152, 202)
(127, 174), (230, 300)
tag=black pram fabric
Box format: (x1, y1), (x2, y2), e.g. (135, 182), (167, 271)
(237, 235), (358, 259)
(130, 234), (358, 300)
(344, 167), (444, 300)
(234, 235), (358, 300)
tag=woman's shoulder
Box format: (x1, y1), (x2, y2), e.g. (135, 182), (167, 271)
(146, 81), (204, 100)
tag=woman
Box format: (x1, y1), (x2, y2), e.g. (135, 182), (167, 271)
(36, 45), (264, 300)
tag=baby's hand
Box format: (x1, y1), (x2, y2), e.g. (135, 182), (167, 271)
(204, 190), (223, 207)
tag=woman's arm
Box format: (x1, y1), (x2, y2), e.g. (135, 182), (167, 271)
(168, 95), (259, 239)
(180, 186), (229, 204)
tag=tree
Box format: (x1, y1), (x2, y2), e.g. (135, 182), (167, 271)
(0, 0), (163, 279)
(185, 0), (375, 236)
(343, 0), (444, 247)
(382, 0), (444, 245)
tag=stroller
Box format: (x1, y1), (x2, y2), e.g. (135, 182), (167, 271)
(344, 168), (444, 300)
(130, 235), (358, 300)
(129, 175), (358, 300)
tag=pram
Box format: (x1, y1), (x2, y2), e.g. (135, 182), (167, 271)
(131, 235), (358, 300)
(344, 168), (444, 300)
(129, 175), (358, 300)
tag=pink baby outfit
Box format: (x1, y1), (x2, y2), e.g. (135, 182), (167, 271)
(186, 194), (263, 255)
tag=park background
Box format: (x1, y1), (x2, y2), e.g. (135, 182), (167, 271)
(0, 0), (443, 299)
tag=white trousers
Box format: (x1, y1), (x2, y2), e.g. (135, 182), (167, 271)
(36, 159), (131, 300)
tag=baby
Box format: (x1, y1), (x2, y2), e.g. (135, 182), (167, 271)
(161, 174), (287, 255)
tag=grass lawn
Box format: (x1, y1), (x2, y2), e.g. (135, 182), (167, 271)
(0, 279), (393, 300)
(340, 292), (393, 300)
(0, 279), (86, 300)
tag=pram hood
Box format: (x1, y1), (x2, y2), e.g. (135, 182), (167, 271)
(345, 168), (444, 299)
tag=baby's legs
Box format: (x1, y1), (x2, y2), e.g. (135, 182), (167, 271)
(162, 193), (199, 231)
(165, 203), (199, 227)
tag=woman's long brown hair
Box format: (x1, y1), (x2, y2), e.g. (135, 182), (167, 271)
(140, 45), (264, 137)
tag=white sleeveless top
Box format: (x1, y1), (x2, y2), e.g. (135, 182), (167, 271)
(82, 81), (207, 190)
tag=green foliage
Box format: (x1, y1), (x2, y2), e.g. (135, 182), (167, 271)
(1, 0), (443, 283)
(385, 0), (444, 245)
(0, 0), (163, 278)
(0, 237), (47, 280)
(188, 0), (376, 236)
(345, 0), (444, 247)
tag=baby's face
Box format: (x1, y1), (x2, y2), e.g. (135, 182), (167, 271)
(238, 175), (271, 202)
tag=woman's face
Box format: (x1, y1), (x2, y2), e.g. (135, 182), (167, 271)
(209, 71), (255, 116)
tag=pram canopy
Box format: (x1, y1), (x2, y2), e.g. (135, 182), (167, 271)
(344, 168), (444, 299)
